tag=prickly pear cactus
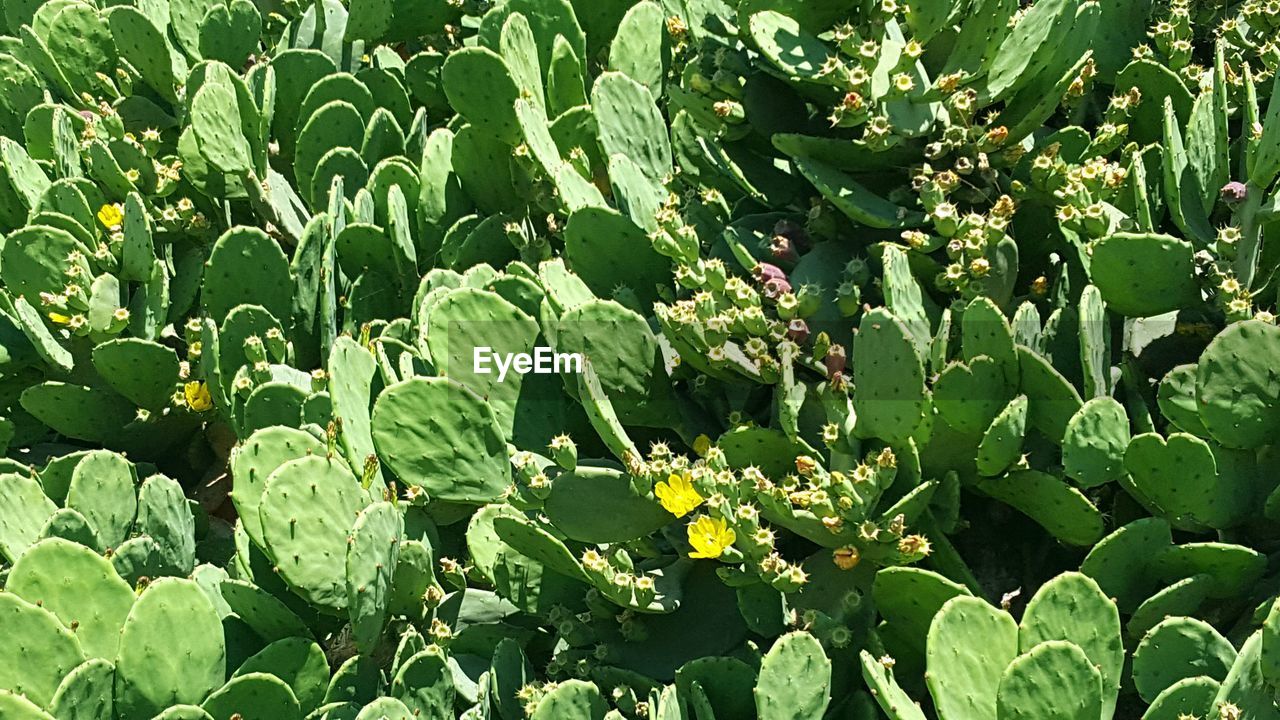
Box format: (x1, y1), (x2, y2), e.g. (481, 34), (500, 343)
(1, 0), (1279, 717)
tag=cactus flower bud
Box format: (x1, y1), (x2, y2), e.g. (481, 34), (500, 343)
(824, 344), (847, 378)
(762, 277), (792, 301)
(548, 434), (578, 470)
(769, 234), (799, 263)
(754, 262), (786, 284)
(1220, 181), (1248, 203)
(786, 318), (810, 343)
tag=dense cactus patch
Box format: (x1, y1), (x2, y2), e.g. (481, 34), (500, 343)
(1, 0), (1280, 717)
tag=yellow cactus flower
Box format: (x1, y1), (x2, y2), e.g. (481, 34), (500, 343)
(686, 516), (735, 559)
(47, 312), (72, 325)
(692, 434), (711, 456)
(833, 546), (860, 570)
(655, 472), (703, 518)
(184, 381), (213, 412)
(97, 203), (124, 229)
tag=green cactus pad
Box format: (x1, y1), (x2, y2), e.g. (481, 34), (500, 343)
(1016, 346), (1084, 443)
(241, 382), (308, 434)
(793, 157), (926, 229)
(269, 51), (340, 154)
(492, 513), (589, 582)
(746, 10), (835, 83)
(0, 592), (86, 707)
(371, 376), (510, 503)
(1080, 518), (1172, 612)
(295, 101), (366, 206)
(310, 148), (367, 205)
(6, 537), (135, 660)
(235, 638), (330, 714)
(441, 47), (523, 145)
(43, 4), (117, 97)
(201, 673), (300, 720)
(934, 356), (1014, 434)
(1263, 600), (1280, 689)
(487, 638), (532, 719)
(1123, 432), (1253, 530)
(21, 382), (142, 447)
(421, 287), (540, 438)
(65, 450), (137, 550)
(882, 245), (933, 356)
(1195, 320), (1280, 450)
(1140, 676), (1219, 720)
(592, 71), (671, 183)
(0, 690), (58, 719)
(853, 308), (926, 444)
(299, 74), (376, 131)
(985, 0), (1081, 101)
(546, 36), (588, 116)
(975, 394), (1028, 476)
(258, 455), (366, 613)
(39, 507), (102, 550)
(1062, 397), (1129, 487)
(674, 656), (756, 720)
(346, 501), (403, 655)
(531, 679), (607, 720)
(978, 470), (1103, 546)
(1151, 542), (1265, 599)
(563, 208), (669, 306)
(0, 223), (84, 304)
(114, 578), (225, 719)
(1019, 572), (1123, 716)
(203, 227), (293, 325)
(543, 466), (670, 543)
(111, 535), (172, 587)
(873, 567), (972, 655)
(1076, 285), (1110, 398)
(1156, 364), (1210, 438)
(354, 697), (413, 720)
(0, 471), (56, 562)
(137, 474), (197, 575)
(1211, 631), (1276, 720)
(325, 653), (380, 706)
(859, 649), (927, 720)
(91, 339), (180, 411)
(328, 337), (382, 488)
(230, 426), (326, 550)
(219, 579), (313, 642)
(107, 7), (181, 104)
(996, 641), (1101, 720)
(48, 657), (115, 720)
(608, 2), (664, 95)
(360, 110), (404, 166)
(1132, 616), (1235, 703)
(390, 648), (455, 718)
(498, 13), (545, 108)
(554, 298), (675, 421)
(191, 65), (255, 175)
(478, 0), (585, 75)
(1089, 234), (1200, 317)
(1128, 575), (1214, 641)
(926, 595), (1018, 720)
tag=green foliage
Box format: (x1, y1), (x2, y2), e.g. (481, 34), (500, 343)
(1, 0), (1280, 718)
